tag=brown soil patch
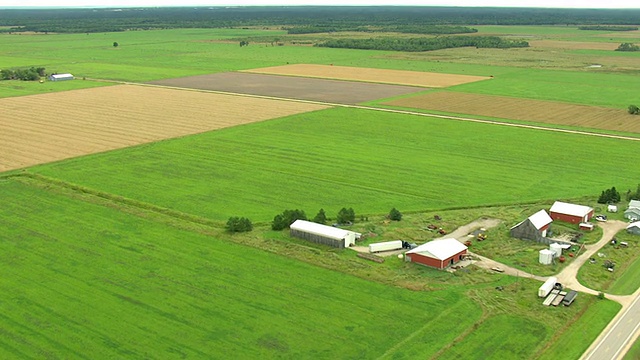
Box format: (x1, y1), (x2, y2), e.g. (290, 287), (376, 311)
(0, 84), (328, 173)
(149, 72), (425, 104)
(529, 40), (619, 51)
(386, 92), (640, 133)
(242, 64), (490, 88)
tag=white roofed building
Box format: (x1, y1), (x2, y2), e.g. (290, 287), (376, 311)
(549, 201), (594, 224)
(405, 238), (467, 269)
(510, 209), (553, 242)
(290, 220), (356, 249)
(48, 73), (74, 81)
(627, 222), (640, 235)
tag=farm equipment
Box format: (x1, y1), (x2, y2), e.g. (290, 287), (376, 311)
(438, 228), (447, 235)
(477, 233), (487, 241)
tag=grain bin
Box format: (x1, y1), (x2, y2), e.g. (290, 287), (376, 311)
(550, 243), (563, 258)
(539, 249), (554, 265)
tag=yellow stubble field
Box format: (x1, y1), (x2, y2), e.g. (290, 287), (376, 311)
(0, 84), (329, 172)
(242, 64), (491, 87)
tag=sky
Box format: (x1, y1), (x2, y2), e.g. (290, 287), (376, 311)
(2, 0), (638, 9)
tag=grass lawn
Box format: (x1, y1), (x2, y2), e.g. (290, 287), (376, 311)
(577, 231), (640, 295)
(30, 107), (640, 223)
(624, 337), (640, 360)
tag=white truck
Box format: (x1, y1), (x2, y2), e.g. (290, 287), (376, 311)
(369, 240), (403, 253)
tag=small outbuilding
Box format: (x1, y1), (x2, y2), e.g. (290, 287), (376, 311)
(607, 205), (618, 213)
(405, 238), (467, 270)
(549, 201), (594, 224)
(48, 73), (74, 81)
(510, 209), (553, 242)
(627, 222), (640, 235)
(290, 220), (357, 249)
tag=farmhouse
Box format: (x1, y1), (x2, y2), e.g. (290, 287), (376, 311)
(48, 73), (74, 81)
(405, 238), (467, 269)
(290, 219), (357, 249)
(510, 209), (553, 242)
(549, 201), (594, 224)
(627, 222), (640, 235)
(625, 200), (640, 221)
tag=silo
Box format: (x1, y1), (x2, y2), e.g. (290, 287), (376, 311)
(550, 243), (563, 258)
(539, 249), (554, 265)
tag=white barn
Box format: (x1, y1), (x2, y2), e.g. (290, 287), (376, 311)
(290, 220), (357, 249)
(48, 73), (74, 81)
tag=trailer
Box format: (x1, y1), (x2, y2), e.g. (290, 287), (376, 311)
(562, 291), (578, 306)
(538, 277), (558, 298)
(369, 240), (403, 253)
(551, 291), (567, 306)
(543, 290), (559, 306)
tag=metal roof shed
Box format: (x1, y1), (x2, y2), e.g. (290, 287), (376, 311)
(49, 73), (74, 81)
(405, 238), (467, 269)
(290, 220), (356, 248)
(549, 201), (594, 224)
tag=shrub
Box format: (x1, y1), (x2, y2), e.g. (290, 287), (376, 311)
(388, 207), (402, 221)
(337, 207), (355, 225)
(226, 217), (253, 233)
(628, 105), (639, 115)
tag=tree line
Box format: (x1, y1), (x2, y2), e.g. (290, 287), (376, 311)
(579, 25), (638, 31)
(0, 67), (46, 81)
(2, 7), (640, 34)
(316, 36), (529, 52)
(286, 25), (478, 35)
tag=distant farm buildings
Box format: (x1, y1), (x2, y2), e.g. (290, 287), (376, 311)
(405, 238), (467, 269)
(48, 73), (74, 81)
(549, 201), (594, 224)
(289, 220), (358, 249)
(625, 200), (640, 222)
(510, 209), (553, 242)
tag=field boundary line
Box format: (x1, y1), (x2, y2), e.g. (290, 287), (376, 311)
(98, 79), (640, 143)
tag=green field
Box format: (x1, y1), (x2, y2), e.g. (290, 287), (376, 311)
(577, 231), (640, 295)
(0, 177), (621, 358)
(30, 106), (640, 222)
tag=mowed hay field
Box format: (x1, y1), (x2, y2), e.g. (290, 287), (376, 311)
(0, 84), (328, 172)
(529, 40), (620, 51)
(242, 64), (491, 87)
(386, 91), (640, 133)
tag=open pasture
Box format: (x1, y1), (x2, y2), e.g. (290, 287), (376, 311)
(385, 91), (640, 133)
(0, 178), (484, 359)
(529, 40), (620, 51)
(0, 84), (328, 172)
(241, 64), (491, 87)
(30, 106), (640, 222)
(148, 71), (425, 104)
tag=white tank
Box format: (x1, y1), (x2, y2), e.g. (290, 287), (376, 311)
(539, 249), (554, 265)
(550, 243), (563, 258)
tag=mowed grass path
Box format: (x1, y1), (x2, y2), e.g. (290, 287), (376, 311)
(0, 179), (483, 359)
(32, 107), (640, 222)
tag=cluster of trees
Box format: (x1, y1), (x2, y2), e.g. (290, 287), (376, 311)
(317, 36), (529, 52)
(579, 25), (638, 31)
(271, 207), (357, 230)
(2, 7), (640, 34)
(616, 43), (639, 52)
(225, 217), (253, 233)
(597, 187), (621, 204)
(627, 184), (640, 201)
(239, 40), (249, 47)
(286, 25), (477, 35)
(0, 67), (46, 81)
(629, 105), (639, 115)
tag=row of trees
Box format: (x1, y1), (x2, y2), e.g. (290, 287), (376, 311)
(579, 25), (638, 31)
(0, 67), (46, 81)
(316, 36), (529, 52)
(597, 187), (621, 204)
(616, 43), (639, 52)
(286, 25), (477, 35)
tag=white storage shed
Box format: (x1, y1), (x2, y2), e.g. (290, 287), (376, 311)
(48, 73), (74, 81)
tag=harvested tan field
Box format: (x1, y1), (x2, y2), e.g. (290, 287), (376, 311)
(0, 85), (328, 172)
(529, 40), (620, 51)
(242, 64), (490, 88)
(595, 30), (640, 38)
(386, 92), (640, 133)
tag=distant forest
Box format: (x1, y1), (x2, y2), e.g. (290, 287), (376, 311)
(1, 7), (640, 33)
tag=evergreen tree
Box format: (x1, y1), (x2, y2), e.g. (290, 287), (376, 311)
(388, 207), (402, 221)
(313, 208), (327, 224)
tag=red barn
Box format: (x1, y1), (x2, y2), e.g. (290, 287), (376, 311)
(549, 201), (594, 224)
(405, 238), (468, 269)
